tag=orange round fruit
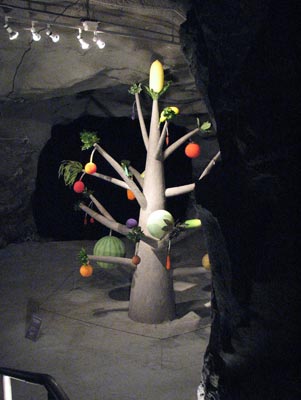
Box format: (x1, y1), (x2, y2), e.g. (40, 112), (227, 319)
(79, 263), (93, 277)
(84, 162), (97, 174)
(73, 180), (85, 193)
(185, 142), (201, 158)
(131, 255), (141, 265)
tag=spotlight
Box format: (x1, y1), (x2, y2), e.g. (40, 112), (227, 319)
(4, 17), (19, 40)
(31, 22), (41, 41)
(46, 24), (60, 43)
(93, 31), (105, 49)
(77, 28), (90, 49)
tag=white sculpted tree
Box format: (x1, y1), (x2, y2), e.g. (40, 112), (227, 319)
(59, 60), (219, 324)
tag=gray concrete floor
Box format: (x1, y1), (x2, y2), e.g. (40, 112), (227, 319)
(0, 239), (211, 400)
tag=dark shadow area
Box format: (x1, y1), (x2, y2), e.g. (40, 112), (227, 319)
(108, 285), (131, 301)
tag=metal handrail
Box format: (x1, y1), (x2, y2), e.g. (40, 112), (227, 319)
(0, 367), (70, 400)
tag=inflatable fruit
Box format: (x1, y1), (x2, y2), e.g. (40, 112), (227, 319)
(73, 180), (85, 193)
(127, 189), (135, 200)
(146, 210), (174, 239)
(93, 236), (126, 269)
(126, 218), (138, 228)
(131, 255), (141, 265)
(149, 60), (164, 93)
(84, 162), (97, 174)
(79, 263), (93, 277)
(185, 143), (201, 158)
(184, 219), (202, 228)
(202, 253), (211, 270)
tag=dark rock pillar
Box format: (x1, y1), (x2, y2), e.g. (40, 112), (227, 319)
(180, 1), (301, 399)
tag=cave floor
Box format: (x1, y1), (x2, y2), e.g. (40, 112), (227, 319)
(0, 240), (211, 400)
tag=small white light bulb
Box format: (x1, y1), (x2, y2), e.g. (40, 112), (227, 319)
(96, 39), (105, 49)
(3, 19), (19, 40)
(79, 38), (90, 49)
(93, 32), (105, 49)
(7, 26), (19, 40)
(46, 25), (60, 43)
(31, 23), (41, 42)
(77, 28), (90, 49)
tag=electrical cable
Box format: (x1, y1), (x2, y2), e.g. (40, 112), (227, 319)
(5, 0), (81, 101)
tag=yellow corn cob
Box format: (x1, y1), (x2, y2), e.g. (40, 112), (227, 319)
(149, 60), (164, 93)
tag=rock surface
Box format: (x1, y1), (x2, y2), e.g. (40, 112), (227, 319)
(180, 1), (301, 399)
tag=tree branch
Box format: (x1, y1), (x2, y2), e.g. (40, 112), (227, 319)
(198, 151), (221, 180)
(154, 121), (168, 160)
(129, 166), (144, 188)
(80, 203), (130, 235)
(89, 194), (115, 221)
(88, 254), (137, 269)
(165, 183), (195, 197)
(92, 172), (128, 189)
(163, 128), (199, 160)
(164, 151), (221, 197)
(94, 143), (147, 209)
(135, 92), (149, 150)
(80, 202), (159, 248)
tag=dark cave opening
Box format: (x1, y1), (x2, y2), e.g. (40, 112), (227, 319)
(32, 115), (193, 241)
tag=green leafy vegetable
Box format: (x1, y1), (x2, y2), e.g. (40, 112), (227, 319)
(58, 160), (83, 186)
(80, 130), (100, 150)
(144, 81), (172, 100)
(78, 248), (89, 265)
(128, 83), (142, 95)
(127, 226), (145, 243)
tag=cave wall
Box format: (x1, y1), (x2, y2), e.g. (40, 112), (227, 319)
(0, 97), (89, 247)
(180, 1), (300, 399)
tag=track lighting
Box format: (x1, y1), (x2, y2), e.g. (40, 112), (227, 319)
(31, 22), (41, 41)
(2, 18), (108, 51)
(3, 17), (19, 40)
(46, 24), (60, 43)
(93, 31), (105, 49)
(77, 28), (90, 49)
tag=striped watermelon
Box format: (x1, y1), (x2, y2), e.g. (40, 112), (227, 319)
(93, 235), (126, 269)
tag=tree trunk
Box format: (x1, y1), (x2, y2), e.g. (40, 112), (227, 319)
(128, 241), (175, 323)
(128, 99), (176, 323)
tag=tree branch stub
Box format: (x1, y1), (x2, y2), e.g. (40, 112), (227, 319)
(93, 143), (147, 209)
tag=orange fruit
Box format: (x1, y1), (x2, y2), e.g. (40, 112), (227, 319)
(127, 189), (135, 200)
(84, 162), (97, 174)
(73, 180), (85, 193)
(185, 143), (201, 158)
(79, 263), (93, 277)
(131, 255), (141, 265)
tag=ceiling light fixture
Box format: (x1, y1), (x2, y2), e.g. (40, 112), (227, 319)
(31, 22), (41, 41)
(3, 16), (19, 40)
(77, 28), (90, 49)
(93, 31), (105, 49)
(46, 24), (60, 43)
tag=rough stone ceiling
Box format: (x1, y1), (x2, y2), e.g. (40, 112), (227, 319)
(0, 0), (207, 118)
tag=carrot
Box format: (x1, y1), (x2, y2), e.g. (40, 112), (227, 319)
(166, 254), (171, 270)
